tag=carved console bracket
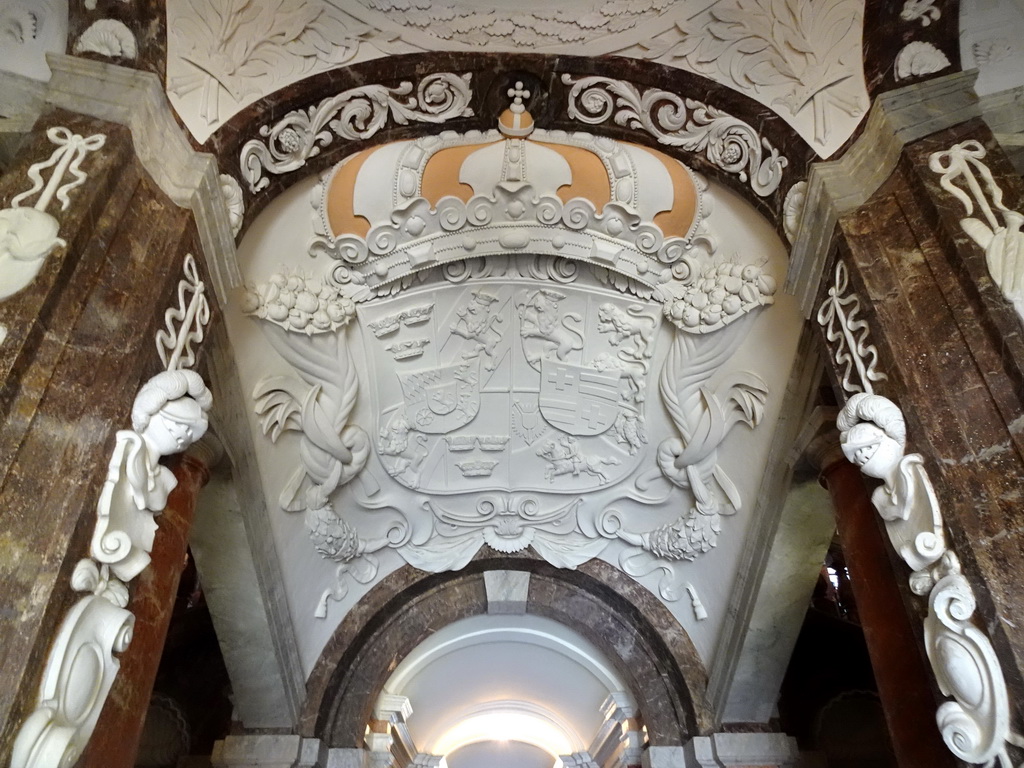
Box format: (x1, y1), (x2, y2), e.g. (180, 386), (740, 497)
(10, 255), (214, 768)
(0, 126), (105, 303)
(821, 282), (1024, 767)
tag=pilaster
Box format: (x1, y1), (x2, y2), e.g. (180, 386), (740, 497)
(0, 107), (202, 764)
(813, 116), (1024, 763)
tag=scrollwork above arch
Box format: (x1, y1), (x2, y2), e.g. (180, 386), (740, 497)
(204, 54), (818, 241)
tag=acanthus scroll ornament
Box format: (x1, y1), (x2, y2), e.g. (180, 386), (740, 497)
(1, 127), (106, 302)
(816, 260), (887, 395)
(240, 72), (474, 193)
(647, 0), (863, 147)
(561, 74), (787, 198)
(928, 140), (1024, 324)
(168, 0), (373, 128)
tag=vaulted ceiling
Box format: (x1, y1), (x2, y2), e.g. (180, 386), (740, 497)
(2, 1), (1021, 764)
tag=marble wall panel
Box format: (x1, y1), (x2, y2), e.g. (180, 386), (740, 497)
(818, 157), (1024, 713)
(0, 108), (204, 763)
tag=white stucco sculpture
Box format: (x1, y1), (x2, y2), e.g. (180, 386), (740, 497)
(837, 392), (945, 572)
(0, 127), (105, 301)
(91, 369), (213, 581)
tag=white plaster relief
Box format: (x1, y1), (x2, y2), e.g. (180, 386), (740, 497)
(220, 173), (245, 237)
(928, 140), (1024, 323)
(91, 370), (213, 581)
(0, 127), (105, 302)
(164, 0), (870, 157)
(959, 1), (1024, 97)
(837, 394), (945, 573)
(73, 18), (137, 59)
(629, 0), (867, 152)
(973, 38), (1014, 67)
(10, 257), (213, 768)
(157, 253), (210, 371)
(895, 41), (951, 81)
(816, 260), (887, 395)
(240, 72), (474, 194)
(9, 593), (134, 768)
(167, 0), (375, 133)
(838, 394), (1024, 768)
(247, 246), (777, 613)
(311, 183), (705, 293)
(901, 0), (941, 26)
(782, 181), (807, 244)
(561, 74), (787, 197)
(0, 0), (67, 81)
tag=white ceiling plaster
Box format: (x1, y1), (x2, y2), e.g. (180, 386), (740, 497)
(448, 740), (554, 768)
(227, 128), (803, 675)
(383, 615), (631, 762)
(0, 0), (67, 82)
(960, 0), (1024, 96)
(164, 0), (870, 155)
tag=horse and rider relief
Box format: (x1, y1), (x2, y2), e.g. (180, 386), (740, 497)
(359, 278), (661, 494)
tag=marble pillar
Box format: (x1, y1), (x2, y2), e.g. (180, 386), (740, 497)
(812, 440), (953, 768)
(0, 108), (205, 765)
(83, 438), (221, 768)
(821, 124), (1024, 712)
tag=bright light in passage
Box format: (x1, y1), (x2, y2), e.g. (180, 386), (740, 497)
(433, 709), (574, 758)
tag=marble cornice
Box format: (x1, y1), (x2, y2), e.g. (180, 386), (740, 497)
(41, 54), (240, 306)
(785, 69), (981, 317)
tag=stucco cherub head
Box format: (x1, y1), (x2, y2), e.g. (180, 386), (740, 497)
(837, 393), (907, 481)
(131, 369), (213, 458)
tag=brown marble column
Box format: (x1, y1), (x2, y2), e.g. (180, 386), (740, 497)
(83, 437), (222, 768)
(0, 109), (203, 763)
(811, 437), (954, 768)
(828, 136), (1024, 711)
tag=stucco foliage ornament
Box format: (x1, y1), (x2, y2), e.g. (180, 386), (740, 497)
(894, 41), (951, 81)
(816, 260), (887, 395)
(838, 394), (1024, 768)
(240, 72), (474, 193)
(168, 0), (374, 128)
(929, 140), (1024, 324)
(0, 127), (105, 302)
(646, 0), (863, 146)
(242, 272), (373, 613)
(73, 19), (137, 59)
(11, 257), (213, 768)
(357, 0), (672, 48)
(562, 74), (787, 197)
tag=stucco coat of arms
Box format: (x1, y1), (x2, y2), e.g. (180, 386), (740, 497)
(234, 90), (795, 629)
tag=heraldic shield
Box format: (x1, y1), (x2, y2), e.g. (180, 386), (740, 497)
(358, 277), (662, 495)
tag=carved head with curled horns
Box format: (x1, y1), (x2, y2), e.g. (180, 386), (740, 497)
(131, 369), (213, 457)
(836, 393), (907, 481)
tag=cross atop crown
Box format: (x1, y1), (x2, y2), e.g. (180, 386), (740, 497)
(507, 81), (530, 114)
